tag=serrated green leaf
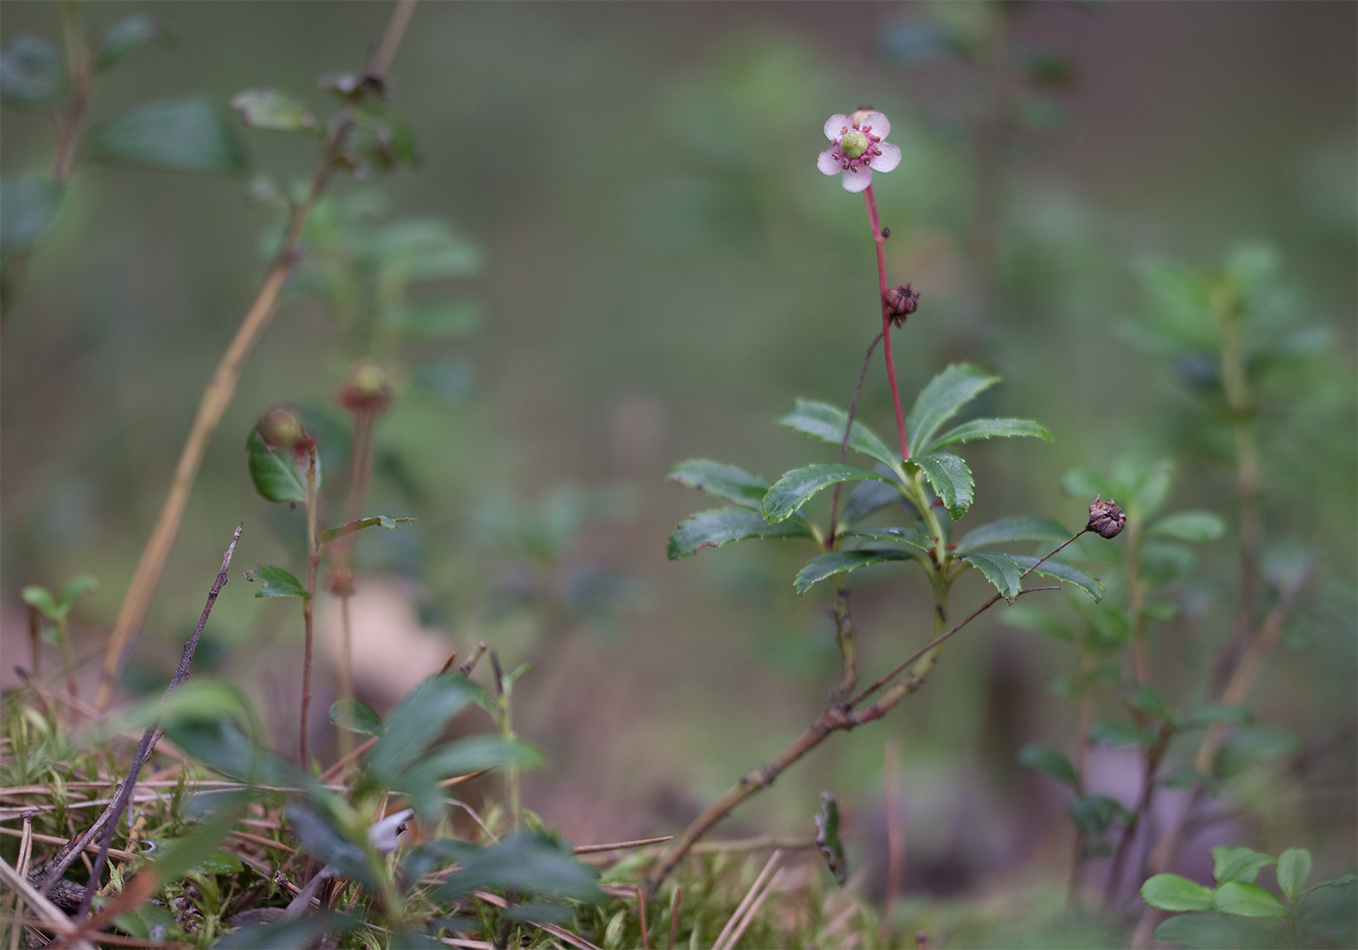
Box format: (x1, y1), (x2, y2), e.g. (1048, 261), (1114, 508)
(906, 364), (999, 456)
(1011, 555), (1103, 601)
(1141, 874), (1215, 912)
(1178, 704), (1254, 730)
(955, 516), (1070, 554)
(320, 515), (414, 546)
(84, 97), (248, 174)
(928, 417), (1051, 453)
(365, 675), (481, 780)
(777, 399), (898, 469)
(1214, 881), (1288, 918)
(838, 477), (903, 526)
(21, 585), (58, 619)
(1018, 744), (1078, 786)
(96, 16), (172, 72)
(1, 174), (64, 257)
(330, 699), (382, 737)
(815, 792), (846, 885)
(668, 459), (769, 510)
(667, 507), (810, 559)
(911, 452), (973, 519)
(246, 425), (313, 504)
(0, 35), (65, 108)
(1088, 720), (1156, 747)
(244, 565), (309, 599)
(1150, 510), (1226, 543)
(842, 524), (932, 552)
(763, 463), (896, 523)
(962, 551), (1022, 602)
(1276, 848), (1311, 901)
(793, 549), (916, 594)
(1212, 847), (1274, 885)
(1066, 794), (1128, 834)
(230, 89), (321, 134)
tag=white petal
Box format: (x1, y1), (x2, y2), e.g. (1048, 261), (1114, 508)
(862, 111), (891, 139)
(817, 148), (843, 176)
(841, 167), (872, 193)
(368, 808), (414, 853)
(869, 142), (901, 174)
(823, 114), (850, 140)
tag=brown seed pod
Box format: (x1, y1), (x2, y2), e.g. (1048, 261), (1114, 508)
(1087, 494), (1127, 539)
(884, 283), (920, 327)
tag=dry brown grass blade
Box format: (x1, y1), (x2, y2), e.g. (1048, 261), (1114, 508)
(712, 849), (782, 950)
(0, 855), (95, 950)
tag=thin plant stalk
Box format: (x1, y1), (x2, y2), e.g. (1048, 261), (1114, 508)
(300, 447), (320, 768)
(94, 0), (419, 710)
(863, 185), (909, 460)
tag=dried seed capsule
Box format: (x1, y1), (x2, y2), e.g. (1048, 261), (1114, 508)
(1087, 494), (1127, 539)
(884, 283), (920, 327)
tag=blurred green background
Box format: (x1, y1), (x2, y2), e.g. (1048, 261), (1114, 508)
(2, 0), (1354, 913)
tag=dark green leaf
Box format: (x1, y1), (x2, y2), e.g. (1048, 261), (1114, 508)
(962, 551), (1022, 602)
(1149, 510), (1225, 543)
(1276, 848), (1311, 901)
(815, 792), (846, 885)
(214, 913), (361, 950)
(838, 477), (904, 526)
(20, 585), (57, 618)
(911, 452), (973, 519)
(1011, 555), (1103, 601)
(84, 97), (247, 174)
(503, 903), (576, 925)
(1212, 847), (1274, 886)
(999, 604), (1073, 641)
(906, 364), (999, 456)
(329, 699), (382, 737)
(1214, 882), (1288, 918)
(1127, 684), (1171, 722)
(1141, 540), (1196, 585)
(668, 459), (769, 510)
(411, 359), (476, 403)
(246, 426), (311, 503)
(1153, 912), (1285, 949)
(0, 35), (64, 108)
(320, 515), (414, 546)
(1213, 725), (1302, 779)
(793, 549), (916, 595)
(244, 565), (309, 599)
(96, 16), (172, 72)
(763, 463), (896, 523)
(667, 507), (811, 559)
(434, 832), (602, 903)
(366, 675), (481, 779)
(285, 801), (374, 889)
(928, 417), (1051, 452)
(1088, 720), (1156, 747)
(1141, 874), (1215, 912)
(0, 174), (64, 257)
(230, 89), (321, 134)
(390, 300), (482, 338)
(842, 524), (932, 553)
(1066, 794), (1128, 835)
(353, 104), (420, 168)
(397, 738), (543, 822)
(162, 717), (300, 787)
(1157, 768), (1218, 795)
(1177, 704), (1253, 731)
(1298, 876), (1358, 947)
(1017, 744), (1078, 786)
(777, 399), (898, 469)
(954, 516), (1069, 554)
(114, 903), (176, 941)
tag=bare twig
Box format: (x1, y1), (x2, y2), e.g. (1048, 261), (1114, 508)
(63, 525), (241, 917)
(95, 0), (421, 709)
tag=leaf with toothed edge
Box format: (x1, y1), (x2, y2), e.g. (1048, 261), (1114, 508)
(910, 452), (973, 519)
(668, 508), (811, 559)
(905, 364), (1000, 456)
(794, 549), (919, 594)
(763, 464), (897, 523)
(1010, 555), (1103, 601)
(842, 524), (931, 553)
(954, 516), (1070, 553)
(927, 417), (1051, 454)
(244, 565), (309, 599)
(838, 475), (904, 526)
(668, 459), (769, 510)
(777, 400), (898, 469)
(961, 551), (1023, 602)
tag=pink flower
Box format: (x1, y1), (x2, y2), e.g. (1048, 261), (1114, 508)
(817, 109), (901, 193)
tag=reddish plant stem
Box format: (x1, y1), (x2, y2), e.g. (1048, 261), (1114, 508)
(863, 185), (909, 460)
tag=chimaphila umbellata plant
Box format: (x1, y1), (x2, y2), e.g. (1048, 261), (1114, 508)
(644, 106), (1122, 897)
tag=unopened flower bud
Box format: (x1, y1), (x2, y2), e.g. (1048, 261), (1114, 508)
(259, 406), (306, 451)
(1087, 495), (1126, 539)
(884, 283), (920, 327)
(337, 360), (393, 416)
